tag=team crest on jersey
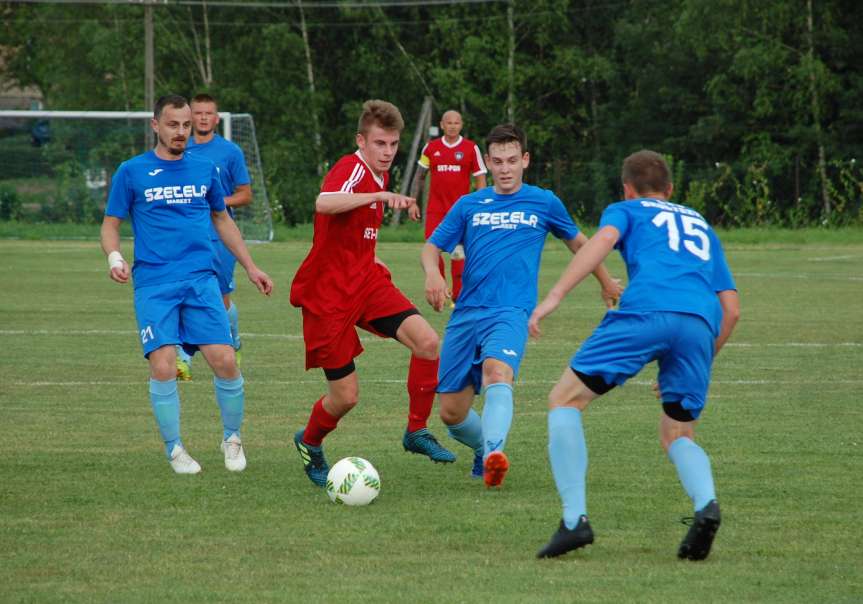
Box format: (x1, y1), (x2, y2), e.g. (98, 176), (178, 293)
(433, 151), (441, 156)
(455, 151), (464, 161)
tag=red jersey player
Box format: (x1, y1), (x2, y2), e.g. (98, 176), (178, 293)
(290, 100), (456, 487)
(411, 110), (487, 302)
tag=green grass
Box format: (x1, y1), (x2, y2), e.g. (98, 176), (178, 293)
(1, 239), (861, 603)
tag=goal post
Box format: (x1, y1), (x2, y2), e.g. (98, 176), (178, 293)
(0, 110), (273, 241)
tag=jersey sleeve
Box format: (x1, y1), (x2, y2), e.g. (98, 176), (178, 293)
(470, 143), (487, 176)
(105, 163), (131, 219)
(207, 164), (227, 212)
(709, 231), (737, 292)
(229, 146), (251, 187)
(428, 198), (466, 253)
(547, 193), (580, 240)
(321, 159), (365, 194)
(417, 143), (430, 169)
(599, 203), (631, 248)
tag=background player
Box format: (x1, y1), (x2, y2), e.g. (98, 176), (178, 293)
(175, 93), (252, 381)
(421, 124), (622, 487)
(529, 150), (739, 560)
(290, 99), (455, 487)
(100, 94), (273, 474)
(411, 110), (487, 304)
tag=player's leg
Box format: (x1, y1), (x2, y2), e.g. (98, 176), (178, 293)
(367, 306), (455, 463)
(215, 238), (242, 363)
(450, 244), (465, 302)
(136, 281), (200, 474)
(425, 211), (450, 301)
(657, 313), (720, 561)
(183, 274), (246, 471)
(439, 387), (482, 477)
(294, 364), (359, 487)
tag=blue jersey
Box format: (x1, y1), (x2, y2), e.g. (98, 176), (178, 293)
(105, 150), (226, 289)
(600, 198), (736, 335)
(187, 134), (250, 239)
(429, 183), (580, 311)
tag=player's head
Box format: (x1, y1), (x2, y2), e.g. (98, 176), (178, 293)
(356, 100), (404, 176)
(152, 94), (191, 157)
(621, 150), (674, 200)
(190, 93), (220, 137)
(440, 110), (463, 140)
(484, 124), (529, 195)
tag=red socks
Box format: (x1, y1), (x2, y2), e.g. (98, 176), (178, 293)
(302, 397), (340, 446)
(407, 355), (439, 432)
(451, 258), (465, 301)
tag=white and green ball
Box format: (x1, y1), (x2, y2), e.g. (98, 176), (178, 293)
(325, 457), (381, 506)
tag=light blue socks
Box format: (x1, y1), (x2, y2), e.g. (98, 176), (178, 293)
(149, 377), (181, 457)
(227, 302), (241, 350)
(214, 375), (245, 440)
(548, 407), (588, 529)
(668, 437), (716, 511)
(447, 408), (483, 456)
(176, 344), (193, 365)
(481, 382), (514, 458)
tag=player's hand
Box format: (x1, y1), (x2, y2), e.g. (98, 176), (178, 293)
(407, 200), (421, 222)
(382, 192), (416, 210)
(247, 267), (273, 296)
(424, 272), (449, 312)
(109, 261), (130, 284)
(528, 294), (562, 338)
(601, 278), (623, 309)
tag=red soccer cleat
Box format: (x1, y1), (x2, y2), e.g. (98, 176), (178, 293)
(483, 451), (510, 488)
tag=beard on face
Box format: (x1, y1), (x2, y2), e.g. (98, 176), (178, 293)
(159, 134), (186, 156)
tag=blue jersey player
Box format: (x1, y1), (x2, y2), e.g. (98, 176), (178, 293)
(529, 150), (740, 560)
(175, 93), (253, 381)
(100, 94), (273, 475)
(421, 124), (622, 488)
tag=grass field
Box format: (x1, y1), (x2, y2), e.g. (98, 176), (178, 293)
(1, 237), (861, 603)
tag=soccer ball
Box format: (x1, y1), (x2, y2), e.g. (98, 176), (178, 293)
(325, 457), (381, 506)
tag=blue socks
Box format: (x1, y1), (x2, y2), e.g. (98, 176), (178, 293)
(481, 383), (514, 458)
(214, 375), (245, 440)
(548, 407), (588, 529)
(668, 437), (716, 511)
(447, 408), (483, 456)
(149, 378), (181, 457)
(176, 344), (193, 365)
(227, 302), (241, 350)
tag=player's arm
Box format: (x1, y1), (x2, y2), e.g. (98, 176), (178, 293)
(315, 191), (416, 215)
(211, 210), (273, 296)
(421, 241), (449, 312)
(224, 184), (252, 208)
(563, 232), (622, 308)
(529, 225), (620, 337)
(410, 164), (428, 200)
(472, 173), (487, 190)
(100, 215), (130, 284)
(714, 289), (740, 355)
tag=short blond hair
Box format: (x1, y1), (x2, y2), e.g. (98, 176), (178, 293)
(358, 100), (404, 135)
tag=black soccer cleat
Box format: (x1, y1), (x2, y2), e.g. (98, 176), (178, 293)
(536, 516), (595, 559)
(677, 500), (721, 561)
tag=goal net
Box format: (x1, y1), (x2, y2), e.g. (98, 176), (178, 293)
(0, 110), (273, 241)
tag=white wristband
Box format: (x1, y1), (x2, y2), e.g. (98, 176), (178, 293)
(108, 251), (125, 270)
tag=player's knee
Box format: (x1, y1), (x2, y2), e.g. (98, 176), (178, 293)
(439, 405), (464, 426)
(482, 366), (512, 386)
(150, 360), (175, 381)
(332, 388), (359, 411)
(413, 330), (440, 359)
(209, 349), (239, 378)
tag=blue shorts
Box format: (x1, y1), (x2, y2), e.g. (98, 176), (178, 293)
(133, 273), (232, 357)
(212, 238), (237, 295)
(438, 307), (528, 394)
(571, 311), (715, 418)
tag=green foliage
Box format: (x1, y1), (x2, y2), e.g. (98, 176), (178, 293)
(1, 1), (862, 227)
(0, 185), (22, 220)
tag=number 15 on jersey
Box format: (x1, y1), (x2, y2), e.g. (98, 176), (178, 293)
(652, 210), (711, 261)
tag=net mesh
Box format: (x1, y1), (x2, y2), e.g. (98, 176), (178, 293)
(0, 111), (272, 240)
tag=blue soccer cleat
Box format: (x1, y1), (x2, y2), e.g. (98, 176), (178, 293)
(471, 452), (483, 479)
(403, 428), (456, 463)
(293, 429), (329, 487)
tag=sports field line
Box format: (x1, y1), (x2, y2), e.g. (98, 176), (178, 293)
(10, 378), (863, 388)
(0, 330), (859, 348)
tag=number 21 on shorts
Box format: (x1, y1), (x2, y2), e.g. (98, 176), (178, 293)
(652, 211), (711, 261)
(140, 325), (154, 344)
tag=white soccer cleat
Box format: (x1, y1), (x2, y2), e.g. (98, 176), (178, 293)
(169, 444), (202, 474)
(221, 433), (247, 472)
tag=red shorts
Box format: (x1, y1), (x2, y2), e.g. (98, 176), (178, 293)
(301, 276), (415, 370)
(425, 211), (446, 239)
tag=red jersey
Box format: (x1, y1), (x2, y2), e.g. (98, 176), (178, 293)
(418, 136), (486, 214)
(290, 151), (390, 315)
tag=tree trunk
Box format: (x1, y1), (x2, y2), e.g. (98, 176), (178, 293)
(806, 0), (830, 219)
(506, 0), (515, 123)
(299, 0), (323, 175)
